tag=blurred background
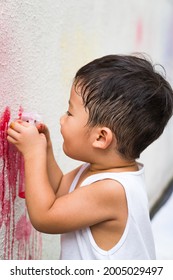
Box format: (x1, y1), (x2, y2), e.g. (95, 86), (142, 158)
(0, 0), (173, 259)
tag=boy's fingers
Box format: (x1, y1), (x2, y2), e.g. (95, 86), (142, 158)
(9, 120), (30, 131)
(9, 121), (22, 132)
(17, 120), (31, 127)
(7, 127), (20, 141)
(7, 134), (17, 144)
(36, 123), (46, 133)
(9, 122), (15, 129)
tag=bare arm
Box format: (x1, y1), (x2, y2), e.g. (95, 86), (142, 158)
(46, 142), (63, 194)
(37, 123), (63, 194)
(21, 148), (120, 234)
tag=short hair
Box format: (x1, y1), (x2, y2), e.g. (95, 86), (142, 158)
(74, 54), (173, 160)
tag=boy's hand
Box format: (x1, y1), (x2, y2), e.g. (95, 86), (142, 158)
(36, 123), (52, 149)
(7, 121), (47, 159)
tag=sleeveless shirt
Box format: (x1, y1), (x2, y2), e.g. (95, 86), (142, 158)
(60, 163), (156, 260)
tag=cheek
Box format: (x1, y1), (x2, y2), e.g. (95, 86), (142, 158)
(61, 125), (73, 140)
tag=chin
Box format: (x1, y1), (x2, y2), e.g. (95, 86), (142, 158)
(63, 145), (74, 158)
(62, 143), (87, 161)
(63, 147), (82, 161)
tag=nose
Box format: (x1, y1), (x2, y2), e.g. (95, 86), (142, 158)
(60, 113), (65, 126)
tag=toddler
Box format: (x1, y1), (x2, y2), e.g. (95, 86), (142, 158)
(7, 54), (173, 259)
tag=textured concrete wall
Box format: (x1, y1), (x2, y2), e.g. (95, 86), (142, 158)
(0, 0), (173, 259)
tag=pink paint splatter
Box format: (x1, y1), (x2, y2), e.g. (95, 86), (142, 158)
(15, 214), (32, 259)
(135, 18), (144, 49)
(16, 215), (32, 242)
(18, 106), (23, 120)
(0, 107), (42, 259)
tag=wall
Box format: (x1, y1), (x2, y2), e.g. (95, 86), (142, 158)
(0, 0), (173, 259)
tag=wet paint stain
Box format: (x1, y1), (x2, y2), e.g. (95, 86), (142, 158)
(0, 107), (42, 259)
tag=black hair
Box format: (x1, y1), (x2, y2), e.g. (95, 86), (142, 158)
(74, 54), (173, 160)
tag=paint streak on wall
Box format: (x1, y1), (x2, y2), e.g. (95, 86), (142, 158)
(0, 107), (42, 259)
(135, 18), (144, 50)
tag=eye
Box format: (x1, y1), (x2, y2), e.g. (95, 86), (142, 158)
(66, 111), (72, 116)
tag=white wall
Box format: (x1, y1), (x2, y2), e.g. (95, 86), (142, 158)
(0, 0), (173, 259)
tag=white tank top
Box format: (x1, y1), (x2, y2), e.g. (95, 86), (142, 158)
(60, 163), (156, 260)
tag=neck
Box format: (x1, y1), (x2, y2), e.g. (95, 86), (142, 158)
(88, 159), (138, 173)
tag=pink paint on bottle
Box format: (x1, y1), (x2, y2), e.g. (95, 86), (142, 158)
(20, 111), (42, 125)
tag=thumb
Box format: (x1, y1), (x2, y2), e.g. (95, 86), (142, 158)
(36, 123), (46, 133)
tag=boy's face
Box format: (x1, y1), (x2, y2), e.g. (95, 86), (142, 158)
(60, 84), (92, 161)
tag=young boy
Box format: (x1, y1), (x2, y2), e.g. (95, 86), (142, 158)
(7, 54), (173, 259)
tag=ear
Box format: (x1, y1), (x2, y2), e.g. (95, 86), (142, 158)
(92, 127), (113, 149)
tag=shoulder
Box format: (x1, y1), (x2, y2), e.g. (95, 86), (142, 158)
(96, 178), (126, 202)
(82, 178), (127, 220)
(81, 173), (127, 200)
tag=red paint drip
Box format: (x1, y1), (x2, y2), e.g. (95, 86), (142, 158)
(0, 107), (42, 259)
(18, 106), (23, 120)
